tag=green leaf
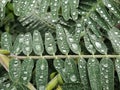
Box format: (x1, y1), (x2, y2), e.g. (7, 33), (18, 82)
(0, 74), (9, 84)
(62, 83), (83, 90)
(87, 58), (102, 90)
(61, 0), (70, 21)
(22, 32), (32, 56)
(65, 29), (81, 54)
(56, 24), (69, 54)
(39, 0), (50, 16)
(36, 59), (48, 90)
(90, 12), (109, 31)
(96, 4), (114, 26)
(65, 58), (80, 83)
(54, 59), (69, 82)
(12, 34), (24, 55)
(50, 0), (60, 22)
(115, 58), (120, 82)
(100, 58), (114, 90)
(9, 58), (21, 83)
(0, 7), (5, 20)
(33, 30), (44, 55)
(74, 23), (82, 42)
(0, 81), (13, 90)
(13, 0), (36, 16)
(88, 31), (107, 54)
(1, 32), (12, 52)
(16, 84), (29, 90)
(69, 0), (79, 20)
(86, 18), (101, 37)
(78, 58), (90, 90)
(102, 0), (120, 19)
(84, 33), (96, 54)
(108, 27), (120, 54)
(0, 0), (10, 20)
(45, 32), (56, 55)
(20, 58), (34, 85)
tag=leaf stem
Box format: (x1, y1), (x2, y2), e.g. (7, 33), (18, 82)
(10, 55), (120, 59)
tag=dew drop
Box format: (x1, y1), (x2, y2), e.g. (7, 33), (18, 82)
(70, 75), (77, 82)
(95, 42), (101, 48)
(23, 77), (27, 80)
(39, 86), (45, 90)
(41, 64), (45, 70)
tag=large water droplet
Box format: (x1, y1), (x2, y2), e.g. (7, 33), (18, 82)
(95, 42), (101, 48)
(70, 75), (77, 82)
(41, 64), (45, 70)
(39, 86), (45, 90)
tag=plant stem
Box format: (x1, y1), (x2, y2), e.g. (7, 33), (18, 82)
(46, 74), (59, 90)
(10, 55), (120, 59)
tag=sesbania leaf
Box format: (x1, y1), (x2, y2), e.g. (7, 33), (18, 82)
(96, 4), (114, 26)
(86, 18), (101, 37)
(115, 58), (120, 82)
(23, 32), (32, 56)
(9, 58), (21, 82)
(88, 31), (107, 54)
(33, 30), (44, 55)
(50, 0), (60, 22)
(54, 59), (69, 82)
(90, 12), (109, 31)
(78, 58), (90, 90)
(65, 29), (81, 54)
(56, 24), (69, 54)
(36, 59), (48, 90)
(108, 27), (120, 54)
(39, 0), (50, 16)
(74, 23), (82, 42)
(45, 32), (56, 55)
(100, 58), (114, 90)
(84, 33), (96, 54)
(69, 0), (79, 20)
(1, 32), (12, 52)
(0, 81), (13, 90)
(12, 34), (24, 55)
(20, 58), (34, 85)
(65, 58), (80, 83)
(61, 0), (70, 21)
(87, 58), (102, 90)
(102, 0), (120, 19)
(13, 0), (36, 16)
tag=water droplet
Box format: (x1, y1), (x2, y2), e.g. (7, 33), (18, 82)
(40, 75), (43, 78)
(41, 64), (45, 70)
(107, 4), (111, 7)
(103, 64), (108, 67)
(69, 38), (74, 42)
(24, 71), (28, 74)
(72, 44), (78, 50)
(23, 77), (27, 80)
(95, 42), (101, 48)
(39, 86), (45, 90)
(106, 80), (109, 83)
(70, 75), (77, 82)
(6, 83), (10, 88)
(104, 75), (108, 78)
(115, 32), (118, 35)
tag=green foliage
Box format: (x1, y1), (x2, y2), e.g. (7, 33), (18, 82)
(87, 58), (102, 90)
(9, 58), (21, 83)
(35, 59), (48, 90)
(0, 0), (120, 90)
(100, 58), (114, 90)
(20, 58), (34, 85)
